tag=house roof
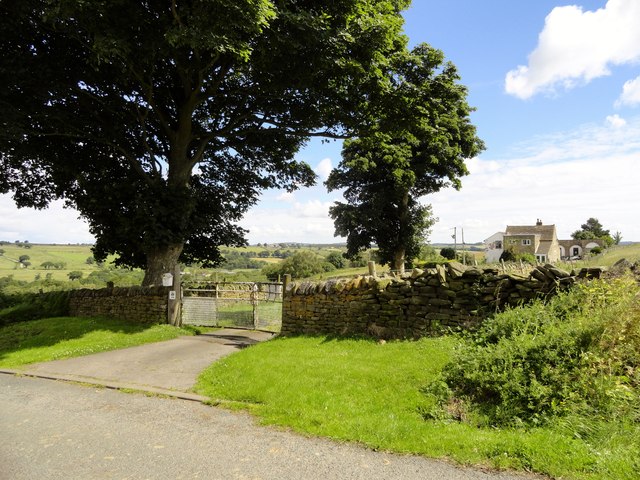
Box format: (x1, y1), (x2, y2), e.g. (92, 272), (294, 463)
(505, 224), (557, 241)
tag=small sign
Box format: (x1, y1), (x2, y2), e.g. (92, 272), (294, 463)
(169, 290), (176, 300)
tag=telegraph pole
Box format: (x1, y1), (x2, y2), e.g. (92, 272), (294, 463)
(451, 227), (457, 258)
(461, 227), (466, 265)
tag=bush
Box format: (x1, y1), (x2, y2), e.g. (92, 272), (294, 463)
(262, 251), (331, 280)
(440, 247), (456, 260)
(428, 277), (640, 427)
(0, 290), (71, 327)
(499, 249), (536, 264)
(325, 251), (347, 269)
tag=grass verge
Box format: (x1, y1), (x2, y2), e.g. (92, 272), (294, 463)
(0, 316), (194, 368)
(195, 334), (634, 479)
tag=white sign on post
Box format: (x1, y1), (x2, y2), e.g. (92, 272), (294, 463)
(169, 290), (176, 300)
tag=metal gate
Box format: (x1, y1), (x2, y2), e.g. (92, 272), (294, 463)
(181, 282), (282, 332)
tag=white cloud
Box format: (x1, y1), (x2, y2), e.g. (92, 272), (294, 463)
(605, 114), (627, 128)
(505, 0), (640, 99)
(275, 191), (296, 203)
(239, 199), (339, 244)
(314, 158), (333, 181)
(0, 196), (94, 244)
(616, 75), (640, 106)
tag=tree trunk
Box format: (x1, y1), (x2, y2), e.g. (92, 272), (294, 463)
(393, 248), (406, 275)
(142, 243), (184, 286)
(393, 190), (409, 275)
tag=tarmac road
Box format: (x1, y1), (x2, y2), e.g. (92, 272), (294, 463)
(0, 375), (541, 480)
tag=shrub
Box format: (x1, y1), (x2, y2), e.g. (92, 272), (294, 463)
(262, 251), (330, 280)
(325, 251), (347, 269)
(427, 277), (640, 427)
(440, 247), (456, 260)
(0, 290), (71, 327)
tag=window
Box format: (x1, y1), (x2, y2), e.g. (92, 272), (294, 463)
(536, 255), (546, 262)
(495, 241), (502, 249)
(522, 239), (531, 246)
(573, 247), (580, 256)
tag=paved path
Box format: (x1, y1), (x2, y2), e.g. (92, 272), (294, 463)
(2, 328), (273, 400)
(0, 375), (540, 480)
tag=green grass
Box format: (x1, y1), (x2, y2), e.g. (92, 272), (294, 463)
(0, 316), (193, 368)
(0, 243), (104, 281)
(195, 335), (633, 479)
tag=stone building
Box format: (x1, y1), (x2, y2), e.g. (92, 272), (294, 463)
(558, 238), (604, 259)
(485, 219), (561, 263)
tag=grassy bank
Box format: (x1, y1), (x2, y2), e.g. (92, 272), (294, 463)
(0, 316), (195, 368)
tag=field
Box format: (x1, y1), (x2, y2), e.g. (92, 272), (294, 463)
(0, 243), (100, 281)
(2, 242), (639, 287)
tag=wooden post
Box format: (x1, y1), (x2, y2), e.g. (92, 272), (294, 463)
(283, 274), (291, 293)
(167, 264), (182, 327)
(368, 261), (377, 277)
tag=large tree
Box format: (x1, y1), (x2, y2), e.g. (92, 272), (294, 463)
(571, 218), (614, 247)
(326, 44), (484, 272)
(0, 0), (410, 285)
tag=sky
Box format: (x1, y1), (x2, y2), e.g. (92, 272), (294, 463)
(1, 0), (639, 245)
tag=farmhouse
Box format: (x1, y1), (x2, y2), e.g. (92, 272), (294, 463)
(484, 220), (606, 263)
(484, 219), (561, 263)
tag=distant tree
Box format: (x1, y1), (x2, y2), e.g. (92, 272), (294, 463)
(262, 251), (333, 280)
(85, 256), (95, 265)
(327, 44), (484, 273)
(40, 261), (55, 269)
(220, 251), (266, 270)
(440, 248), (456, 260)
(590, 246), (603, 256)
(257, 250), (271, 258)
(325, 252), (348, 269)
(456, 251), (475, 265)
(416, 245), (436, 262)
(68, 271), (83, 281)
(18, 254), (30, 264)
(571, 218), (613, 247)
(348, 253), (369, 268)
(21, 261), (31, 268)
(53, 262), (67, 270)
(613, 231), (623, 245)
(0, 248), (4, 256)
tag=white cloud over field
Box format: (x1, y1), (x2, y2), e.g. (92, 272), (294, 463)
(506, 0), (640, 100)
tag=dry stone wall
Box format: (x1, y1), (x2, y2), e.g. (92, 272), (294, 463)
(282, 262), (604, 339)
(69, 286), (169, 324)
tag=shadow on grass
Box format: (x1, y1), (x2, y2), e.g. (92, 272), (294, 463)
(0, 316), (152, 365)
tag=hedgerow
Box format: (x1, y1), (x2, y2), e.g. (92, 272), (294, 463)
(425, 276), (640, 427)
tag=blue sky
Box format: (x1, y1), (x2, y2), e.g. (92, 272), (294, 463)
(1, 0), (639, 244)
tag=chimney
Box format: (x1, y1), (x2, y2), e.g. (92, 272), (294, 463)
(536, 219), (543, 226)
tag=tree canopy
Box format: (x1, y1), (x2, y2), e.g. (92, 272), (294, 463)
(571, 218), (614, 247)
(0, 0), (411, 284)
(326, 44), (485, 272)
